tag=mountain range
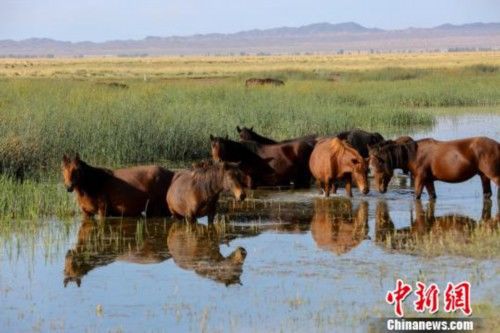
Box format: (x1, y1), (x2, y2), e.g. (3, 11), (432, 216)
(1, 22), (499, 57)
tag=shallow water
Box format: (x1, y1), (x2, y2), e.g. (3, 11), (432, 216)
(1, 115), (499, 332)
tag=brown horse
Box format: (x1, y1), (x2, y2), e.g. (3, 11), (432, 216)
(236, 126), (317, 146)
(166, 160), (247, 223)
(369, 137), (500, 199)
(311, 198), (369, 255)
(64, 218), (171, 287)
(211, 136), (313, 188)
(245, 78), (284, 87)
(62, 154), (174, 218)
(167, 221), (247, 286)
(210, 135), (277, 188)
(309, 137), (369, 197)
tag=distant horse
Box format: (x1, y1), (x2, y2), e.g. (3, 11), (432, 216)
(335, 129), (385, 158)
(64, 218), (171, 287)
(236, 126), (317, 146)
(309, 137), (369, 197)
(167, 222), (247, 286)
(311, 199), (369, 255)
(369, 137), (500, 199)
(62, 154), (173, 218)
(210, 135), (313, 188)
(166, 160), (248, 223)
(245, 78), (285, 87)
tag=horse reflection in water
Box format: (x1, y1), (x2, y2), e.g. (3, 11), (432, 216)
(64, 218), (249, 287)
(311, 199), (369, 255)
(64, 219), (171, 287)
(167, 222), (247, 286)
(375, 199), (499, 250)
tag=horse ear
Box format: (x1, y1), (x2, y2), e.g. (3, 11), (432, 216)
(225, 134), (229, 140)
(62, 154), (70, 165)
(250, 127), (254, 131)
(236, 126), (241, 132)
(74, 153), (80, 162)
(210, 134), (215, 141)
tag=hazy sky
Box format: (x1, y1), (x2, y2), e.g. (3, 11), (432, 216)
(1, 0), (499, 41)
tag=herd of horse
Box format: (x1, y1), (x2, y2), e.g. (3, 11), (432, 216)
(62, 127), (500, 221)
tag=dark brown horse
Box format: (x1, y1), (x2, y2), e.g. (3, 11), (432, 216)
(309, 137), (369, 197)
(211, 136), (313, 188)
(210, 135), (276, 188)
(166, 160), (247, 223)
(336, 129), (385, 158)
(236, 126), (317, 146)
(311, 198), (369, 255)
(245, 78), (284, 87)
(64, 218), (171, 287)
(369, 137), (500, 199)
(167, 221), (247, 286)
(62, 154), (174, 218)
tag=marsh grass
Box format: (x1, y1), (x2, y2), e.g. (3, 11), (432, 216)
(381, 219), (500, 260)
(0, 77), (437, 179)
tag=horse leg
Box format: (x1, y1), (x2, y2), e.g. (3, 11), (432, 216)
(479, 173), (492, 199)
(330, 182), (337, 195)
(323, 180), (331, 197)
(425, 181), (437, 200)
(345, 177), (353, 197)
(481, 198), (492, 221)
(317, 180), (324, 195)
(414, 176), (424, 200)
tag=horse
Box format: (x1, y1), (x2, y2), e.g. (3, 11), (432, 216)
(369, 137), (500, 199)
(211, 135), (313, 188)
(64, 218), (171, 287)
(167, 221), (247, 286)
(236, 126), (317, 146)
(335, 129), (385, 158)
(62, 154), (174, 218)
(166, 160), (248, 223)
(245, 78), (284, 87)
(311, 198), (369, 255)
(309, 137), (369, 197)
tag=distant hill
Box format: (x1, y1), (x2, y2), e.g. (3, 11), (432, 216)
(1, 22), (499, 57)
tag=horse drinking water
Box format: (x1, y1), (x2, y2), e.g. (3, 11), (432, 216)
(369, 136), (500, 199)
(166, 160), (248, 223)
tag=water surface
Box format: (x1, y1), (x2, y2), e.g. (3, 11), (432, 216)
(1, 115), (499, 332)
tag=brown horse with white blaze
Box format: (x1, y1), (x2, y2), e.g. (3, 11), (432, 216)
(369, 137), (500, 199)
(166, 160), (247, 223)
(309, 138), (369, 197)
(62, 154), (174, 218)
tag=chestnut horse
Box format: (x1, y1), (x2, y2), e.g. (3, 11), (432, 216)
(369, 137), (500, 199)
(166, 160), (247, 223)
(236, 126), (317, 146)
(62, 154), (173, 218)
(211, 135), (313, 188)
(309, 138), (369, 197)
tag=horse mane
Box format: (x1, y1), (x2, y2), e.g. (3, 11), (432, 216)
(376, 140), (417, 170)
(77, 160), (113, 194)
(330, 138), (360, 159)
